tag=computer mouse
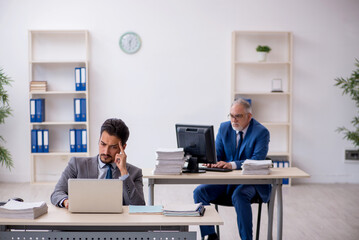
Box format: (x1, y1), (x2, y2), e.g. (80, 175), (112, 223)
(9, 197), (24, 202)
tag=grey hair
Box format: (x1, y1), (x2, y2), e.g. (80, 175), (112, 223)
(232, 98), (252, 114)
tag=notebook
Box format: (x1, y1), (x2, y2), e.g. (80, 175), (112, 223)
(68, 179), (123, 213)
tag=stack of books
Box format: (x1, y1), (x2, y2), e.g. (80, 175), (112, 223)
(242, 159), (273, 175)
(0, 200), (48, 219)
(30, 81), (47, 92)
(153, 148), (185, 175)
(163, 202), (205, 217)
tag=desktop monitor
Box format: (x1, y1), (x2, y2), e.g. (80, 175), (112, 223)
(175, 124), (217, 173)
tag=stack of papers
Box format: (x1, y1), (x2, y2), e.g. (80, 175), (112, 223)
(242, 159), (273, 175)
(0, 200), (48, 219)
(163, 202), (205, 217)
(153, 148), (186, 175)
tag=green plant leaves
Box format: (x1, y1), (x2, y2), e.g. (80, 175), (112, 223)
(0, 67), (13, 170)
(335, 59), (359, 149)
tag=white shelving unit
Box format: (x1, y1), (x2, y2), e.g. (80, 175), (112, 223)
(29, 30), (90, 183)
(231, 31), (293, 176)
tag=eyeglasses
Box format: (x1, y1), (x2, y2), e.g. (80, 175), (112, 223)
(228, 113), (246, 121)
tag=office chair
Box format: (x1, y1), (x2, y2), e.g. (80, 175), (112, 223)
(208, 193), (268, 240)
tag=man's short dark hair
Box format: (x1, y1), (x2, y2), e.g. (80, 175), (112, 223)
(100, 118), (130, 145)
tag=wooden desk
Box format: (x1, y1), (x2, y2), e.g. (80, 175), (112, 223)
(0, 205), (223, 240)
(143, 167), (310, 240)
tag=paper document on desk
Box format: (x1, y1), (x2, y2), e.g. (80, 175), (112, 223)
(163, 202), (205, 216)
(242, 159), (272, 175)
(155, 148), (184, 159)
(129, 205), (163, 214)
(154, 148), (185, 175)
(0, 200), (48, 219)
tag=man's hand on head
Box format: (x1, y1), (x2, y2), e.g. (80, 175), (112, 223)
(115, 141), (128, 176)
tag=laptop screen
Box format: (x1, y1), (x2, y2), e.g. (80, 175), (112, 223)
(68, 179), (123, 213)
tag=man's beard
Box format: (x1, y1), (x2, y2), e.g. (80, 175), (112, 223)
(232, 123), (243, 131)
(100, 154), (113, 163)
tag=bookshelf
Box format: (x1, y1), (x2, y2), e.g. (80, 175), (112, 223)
(29, 30), (90, 183)
(231, 31), (292, 184)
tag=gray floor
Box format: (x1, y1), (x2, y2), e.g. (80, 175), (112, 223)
(1, 182), (359, 239)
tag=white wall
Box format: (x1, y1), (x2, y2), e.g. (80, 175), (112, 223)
(0, 0), (358, 183)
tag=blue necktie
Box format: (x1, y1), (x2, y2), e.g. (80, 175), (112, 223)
(237, 131), (243, 149)
(235, 131), (243, 160)
(105, 164), (113, 179)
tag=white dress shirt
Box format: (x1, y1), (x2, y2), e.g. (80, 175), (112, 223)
(230, 125), (249, 169)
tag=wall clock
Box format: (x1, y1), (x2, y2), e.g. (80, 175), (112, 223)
(119, 32), (141, 54)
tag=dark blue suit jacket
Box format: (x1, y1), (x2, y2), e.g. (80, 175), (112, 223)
(215, 118), (271, 202)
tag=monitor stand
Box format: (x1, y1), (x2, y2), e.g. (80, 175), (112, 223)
(182, 157), (206, 173)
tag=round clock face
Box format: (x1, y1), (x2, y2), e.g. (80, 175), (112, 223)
(119, 32), (141, 54)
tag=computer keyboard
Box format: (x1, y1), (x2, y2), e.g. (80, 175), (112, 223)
(199, 167), (233, 172)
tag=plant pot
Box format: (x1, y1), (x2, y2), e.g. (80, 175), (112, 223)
(257, 51), (267, 62)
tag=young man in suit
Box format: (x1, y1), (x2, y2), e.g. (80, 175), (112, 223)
(51, 118), (145, 208)
(193, 98), (270, 240)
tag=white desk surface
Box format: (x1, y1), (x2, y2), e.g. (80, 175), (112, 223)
(143, 167), (310, 180)
(0, 205), (223, 227)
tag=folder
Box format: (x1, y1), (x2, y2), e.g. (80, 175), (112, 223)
(31, 129), (37, 153)
(35, 99), (45, 122)
(80, 67), (86, 91)
(75, 129), (82, 152)
(75, 68), (81, 91)
(273, 161), (278, 168)
(81, 129), (87, 152)
(80, 98), (86, 122)
(69, 129), (76, 152)
(30, 99), (36, 122)
(74, 98), (81, 122)
(283, 161), (289, 184)
(245, 98), (252, 105)
(43, 129), (49, 153)
(37, 130), (43, 153)
(129, 205), (163, 214)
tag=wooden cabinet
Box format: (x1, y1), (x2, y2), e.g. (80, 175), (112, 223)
(29, 30), (90, 183)
(231, 31), (292, 178)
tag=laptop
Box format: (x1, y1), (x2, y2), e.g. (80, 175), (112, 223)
(68, 179), (123, 213)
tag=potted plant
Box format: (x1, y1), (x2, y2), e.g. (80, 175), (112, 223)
(256, 45), (271, 62)
(0, 68), (13, 170)
(334, 59), (359, 159)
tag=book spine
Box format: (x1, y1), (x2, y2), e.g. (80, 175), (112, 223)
(69, 129), (76, 152)
(31, 129), (37, 153)
(37, 129), (43, 153)
(30, 99), (36, 122)
(81, 129), (87, 152)
(75, 67), (81, 91)
(75, 129), (82, 152)
(74, 98), (81, 122)
(43, 129), (49, 153)
(80, 67), (86, 91)
(80, 98), (86, 122)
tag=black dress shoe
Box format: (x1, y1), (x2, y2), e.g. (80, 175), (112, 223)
(207, 233), (219, 240)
